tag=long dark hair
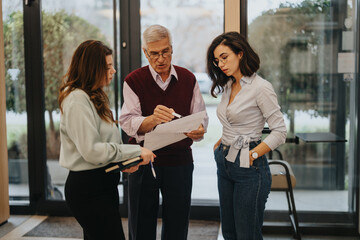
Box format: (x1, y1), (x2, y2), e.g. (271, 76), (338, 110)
(58, 40), (115, 123)
(206, 32), (260, 97)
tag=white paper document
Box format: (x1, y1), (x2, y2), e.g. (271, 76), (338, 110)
(144, 111), (206, 151)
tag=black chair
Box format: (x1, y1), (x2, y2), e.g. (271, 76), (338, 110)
(268, 160), (301, 240)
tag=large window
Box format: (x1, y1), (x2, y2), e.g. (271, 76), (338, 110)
(3, 0), (28, 205)
(248, 0), (356, 212)
(140, 0), (224, 203)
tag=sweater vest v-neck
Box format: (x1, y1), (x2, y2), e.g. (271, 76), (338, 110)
(125, 65), (196, 166)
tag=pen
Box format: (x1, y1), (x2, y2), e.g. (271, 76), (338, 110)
(172, 112), (182, 118)
(149, 160), (156, 179)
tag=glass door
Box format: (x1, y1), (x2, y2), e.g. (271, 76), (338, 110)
(247, 0), (358, 221)
(2, 0), (29, 206)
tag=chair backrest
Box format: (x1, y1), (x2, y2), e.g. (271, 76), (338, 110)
(269, 160), (296, 189)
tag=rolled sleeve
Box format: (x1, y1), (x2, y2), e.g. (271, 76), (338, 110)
(257, 81), (287, 150)
(119, 82), (146, 142)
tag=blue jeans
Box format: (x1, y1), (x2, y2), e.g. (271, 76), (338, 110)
(214, 142), (271, 240)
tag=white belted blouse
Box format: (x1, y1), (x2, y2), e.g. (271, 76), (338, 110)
(216, 73), (287, 168)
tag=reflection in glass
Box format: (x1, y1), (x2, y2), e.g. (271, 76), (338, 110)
(41, 0), (117, 201)
(248, 0), (355, 212)
(3, 0), (29, 204)
(140, 0), (224, 202)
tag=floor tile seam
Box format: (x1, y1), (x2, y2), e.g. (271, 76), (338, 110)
(0, 215), (47, 239)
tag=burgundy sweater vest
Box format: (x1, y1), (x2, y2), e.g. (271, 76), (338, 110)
(125, 65), (196, 166)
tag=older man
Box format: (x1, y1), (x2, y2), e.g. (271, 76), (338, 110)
(119, 24), (208, 240)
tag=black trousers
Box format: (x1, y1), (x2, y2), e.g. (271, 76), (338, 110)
(128, 163), (194, 240)
(65, 165), (125, 240)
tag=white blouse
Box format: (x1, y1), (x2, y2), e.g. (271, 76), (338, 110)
(216, 73), (287, 167)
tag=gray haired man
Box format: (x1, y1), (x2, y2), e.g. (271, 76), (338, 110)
(119, 24), (208, 240)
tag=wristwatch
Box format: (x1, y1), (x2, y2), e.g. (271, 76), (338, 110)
(251, 150), (258, 159)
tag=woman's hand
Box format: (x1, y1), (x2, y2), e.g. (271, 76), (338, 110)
(122, 165), (140, 173)
(249, 153), (255, 166)
(213, 138), (221, 151)
(121, 147), (156, 174)
(139, 147), (156, 165)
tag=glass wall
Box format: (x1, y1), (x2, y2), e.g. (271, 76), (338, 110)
(140, 0), (224, 202)
(2, 0), (29, 205)
(2, 1), (359, 232)
(41, 0), (120, 201)
(248, 0), (356, 212)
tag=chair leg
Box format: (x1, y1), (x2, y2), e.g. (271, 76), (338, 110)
(286, 189), (301, 239)
(269, 160), (301, 239)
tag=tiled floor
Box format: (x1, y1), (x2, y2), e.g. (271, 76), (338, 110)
(1, 215), (359, 240)
(0, 215), (218, 240)
(217, 225), (360, 240)
(0, 216), (30, 239)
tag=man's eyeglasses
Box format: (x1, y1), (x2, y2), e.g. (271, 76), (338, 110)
(145, 48), (172, 60)
(212, 55), (228, 67)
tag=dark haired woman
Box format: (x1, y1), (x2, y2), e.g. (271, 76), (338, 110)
(58, 40), (155, 240)
(207, 32), (287, 239)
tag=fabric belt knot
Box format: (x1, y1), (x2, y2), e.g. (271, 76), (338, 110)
(225, 135), (255, 168)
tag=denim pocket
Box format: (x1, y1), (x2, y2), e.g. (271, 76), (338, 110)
(250, 165), (258, 171)
(263, 159), (271, 180)
(250, 157), (260, 170)
(213, 145), (220, 155)
(258, 155), (271, 179)
(214, 145), (221, 164)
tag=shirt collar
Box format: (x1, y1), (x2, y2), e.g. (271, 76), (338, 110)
(241, 73), (256, 84)
(148, 64), (178, 82)
(226, 73), (256, 88)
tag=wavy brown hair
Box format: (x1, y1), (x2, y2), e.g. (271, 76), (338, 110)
(58, 40), (115, 123)
(206, 32), (260, 97)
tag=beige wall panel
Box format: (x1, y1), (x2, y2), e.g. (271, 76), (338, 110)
(0, 0), (10, 224)
(224, 0), (240, 33)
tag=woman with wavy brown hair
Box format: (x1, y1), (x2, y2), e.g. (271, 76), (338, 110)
(58, 40), (155, 240)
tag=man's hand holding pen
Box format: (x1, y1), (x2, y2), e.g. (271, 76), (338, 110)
(151, 105), (175, 125)
(151, 104), (205, 141)
(139, 104), (186, 134)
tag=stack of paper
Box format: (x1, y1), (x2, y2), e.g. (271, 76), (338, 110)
(144, 111), (206, 151)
